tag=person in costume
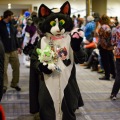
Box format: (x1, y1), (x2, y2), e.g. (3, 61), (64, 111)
(22, 13), (41, 117)
(30, 1), (86, 120)
(110, 23), (120, 100)
(22, 11), (31, 66)
(22, 11), (39, 67)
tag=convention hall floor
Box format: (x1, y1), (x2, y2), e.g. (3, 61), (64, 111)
(1, 54), (120, 120)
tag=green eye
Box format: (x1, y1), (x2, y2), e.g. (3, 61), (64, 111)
(50, 21), (56, 26)
(59, 19), (65, 26)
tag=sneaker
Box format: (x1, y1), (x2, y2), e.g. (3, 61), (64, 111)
(34, 112), (40, 120)
(110, 95), (117, 100)
(84, 66), (90, 69)
(83, 62), (88, 66)
(91, 68), (98, 71)
(99, 76), (110, 80)
(98, 69), (104, 73)
(80, 62), (88, 66)
(10, 86), (21, 91)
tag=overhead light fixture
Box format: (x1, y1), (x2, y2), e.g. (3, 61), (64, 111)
(8, 3), (11, 9)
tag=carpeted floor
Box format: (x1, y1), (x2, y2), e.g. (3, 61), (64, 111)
(1, 55), (120, 120)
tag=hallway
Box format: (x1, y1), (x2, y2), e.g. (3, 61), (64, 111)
(1, 54), (120, 120)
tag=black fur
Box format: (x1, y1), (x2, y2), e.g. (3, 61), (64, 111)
(38, 1), (73, 34)
(40, 13), (73, 34)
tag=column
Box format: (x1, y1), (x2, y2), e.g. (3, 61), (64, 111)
(86, 0), (91, 16)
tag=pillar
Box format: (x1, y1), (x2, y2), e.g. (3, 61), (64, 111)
(86, 0), (91, 16)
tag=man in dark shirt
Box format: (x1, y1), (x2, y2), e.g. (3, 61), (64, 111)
(0, 10), (21, 93)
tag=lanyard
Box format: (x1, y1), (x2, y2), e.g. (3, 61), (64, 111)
(6, 23), (11, 38)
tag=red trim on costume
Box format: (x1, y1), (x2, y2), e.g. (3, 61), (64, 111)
(0, 105), (6, 120)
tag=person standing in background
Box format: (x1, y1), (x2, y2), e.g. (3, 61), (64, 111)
(0, 37), (4, 101)
(72, 15), (78, 28)
(0, 10), (22, 93)
(110, 24), (120, 100)
(77, 14), (84, 28)
(98, 14), (116, 80)
(16, 25), (23, 49)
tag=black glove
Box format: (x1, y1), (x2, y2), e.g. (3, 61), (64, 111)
(23, 43), (34, 55)
(63, 59), (71, 66)
(74, 47), (87, 64)
(71, 34), (83, 52)
(38, 63), (52, 74)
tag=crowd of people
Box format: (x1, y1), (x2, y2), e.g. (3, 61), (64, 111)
(72, 13), (120, 100)
(0, 5), (120, 119)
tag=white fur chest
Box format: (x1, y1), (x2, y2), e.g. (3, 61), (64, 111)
(40, 34), (73, 66)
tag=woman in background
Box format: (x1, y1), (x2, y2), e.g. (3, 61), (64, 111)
(98, 14), (116, 80)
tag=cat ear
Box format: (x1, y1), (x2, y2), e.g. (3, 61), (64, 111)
(38, 4), (52, 18)
(60, 1), (71, 16)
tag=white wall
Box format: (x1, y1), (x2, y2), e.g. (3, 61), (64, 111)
(0, 0), (120, 20)
(0, 9), (6, 16)
(32, 0), (120, 20)
(0, 9), (22, 17)
(107, 0), (120, 21)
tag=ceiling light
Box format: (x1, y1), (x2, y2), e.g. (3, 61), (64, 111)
(8, 3), (11, 9)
